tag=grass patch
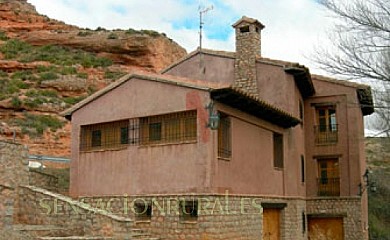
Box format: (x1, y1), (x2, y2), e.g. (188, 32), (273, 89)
(14, 113), (65, 137)
(0, 39), (113, 68)
(104, 71), (125, 80)
(63, 95), (86, 105)
(39, 71), (58, 81)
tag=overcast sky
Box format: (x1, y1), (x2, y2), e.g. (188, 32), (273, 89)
(27, 0), (335, 75)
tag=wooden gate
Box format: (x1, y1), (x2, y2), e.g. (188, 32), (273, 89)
(308, 217), (344, 240)
(262, 208), (281, 240)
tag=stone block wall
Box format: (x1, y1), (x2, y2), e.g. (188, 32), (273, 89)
(306, 197), (366, 240)
(29, 169), (59, 192)
(80, 194), (307, 240)
(0, 141), (28, 229)
(16, 185), (134, 238)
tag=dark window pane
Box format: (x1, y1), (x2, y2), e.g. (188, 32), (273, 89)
(120, 127), (129, 144)
(149, 122), (162, 141)
(91, 130), (101, 147)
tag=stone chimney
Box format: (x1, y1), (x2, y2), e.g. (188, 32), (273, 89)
(232, 16), (265, 97)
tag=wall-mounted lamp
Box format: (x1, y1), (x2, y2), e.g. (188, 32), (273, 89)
(206, 101), (220, 130)
(358, 169), (376, 196)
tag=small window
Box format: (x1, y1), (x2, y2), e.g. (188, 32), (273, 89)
(140, 110), (197, 145)
(134, 202), (152, 220)
(273, 133), (284, 168)
(301, 155), (305, 183)
(218, 114), (231, 158)
(80, 120), (130, 151)
(91, 130), (101, 147)
(315, 105), (338, 144)
(302, 211), (306, 233)
(180, 200), (198, 222)
(299, 100), (304, 120)
(240, 26), (250, 33)
(120, 127), (129, 144)
(149, 122), (162, 142)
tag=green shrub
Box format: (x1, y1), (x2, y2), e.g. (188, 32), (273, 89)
(140, 29), (160, 37)
(37, 65), (57, 73)
(77, 72), (88, 79)
(14, 113), (64, 137)
(125, 28), (141, 35)
(77, 31), (93, 37)
(63, 96), (86, 105)
(60, 66), (77, 75)
(39, 71), (58, 81)
(11, 70), (34, 81)
(0, 70), (8, 77)
(11, 96), (22, 108)
(104, 71), (125, 80)
(95, 26), (107, 31)
(0, 39), (32, 59)
(9, 79), (29, 89)
(0, 31), (8, 41)
(107, 32), (118, 39)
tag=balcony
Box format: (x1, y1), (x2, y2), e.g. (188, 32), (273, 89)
(314, 124), (338, 145)
(317, 177), (340, 196)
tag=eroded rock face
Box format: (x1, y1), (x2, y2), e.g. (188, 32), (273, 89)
(0, 0), (187, 72)
(0, 0), (187, 158)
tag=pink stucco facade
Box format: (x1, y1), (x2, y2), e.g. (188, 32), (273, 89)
(64, 16), (373, 240)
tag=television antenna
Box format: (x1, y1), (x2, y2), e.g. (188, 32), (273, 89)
(199, 5), (213, 50)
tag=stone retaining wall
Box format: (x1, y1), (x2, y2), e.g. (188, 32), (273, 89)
(16, 185), (134, 238)
(0, 141), (28, 229)
(80, 194), (307, 240)
(307, 197), (365, 240)
(29, 169), (59, 192)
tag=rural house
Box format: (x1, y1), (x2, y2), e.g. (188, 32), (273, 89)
(62, 16), (374, 240)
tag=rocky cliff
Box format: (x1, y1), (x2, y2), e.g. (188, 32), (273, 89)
(0, 0), (187, 158)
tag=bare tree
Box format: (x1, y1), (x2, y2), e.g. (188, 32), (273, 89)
(314, 0), (390, 134)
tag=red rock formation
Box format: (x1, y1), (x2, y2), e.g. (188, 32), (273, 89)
(0, 0), (187, 158)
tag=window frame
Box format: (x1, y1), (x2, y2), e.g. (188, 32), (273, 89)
(140, 110), (197, 146)
(217, 113), (232, 159)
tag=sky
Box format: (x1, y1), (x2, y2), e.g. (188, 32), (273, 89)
(27, 0), (335, 75)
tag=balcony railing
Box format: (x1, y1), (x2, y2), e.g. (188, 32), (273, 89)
(317, 177), (340, 196)
(314, 124), (338, 145)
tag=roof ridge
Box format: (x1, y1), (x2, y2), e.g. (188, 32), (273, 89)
(312, 74), (370, 89)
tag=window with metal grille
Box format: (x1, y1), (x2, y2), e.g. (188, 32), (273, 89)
(273, 133), (284, 168)
(317, 158), (340, 196)
(180, 200), (198, 221)
(140, 110), (197, 145)
(80, 120), (129, 151)
(218, 114), (231, 158)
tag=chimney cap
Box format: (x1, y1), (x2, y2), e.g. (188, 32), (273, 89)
(232, 16), (265, 29)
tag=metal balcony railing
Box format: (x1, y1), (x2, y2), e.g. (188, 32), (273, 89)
(314, 124), (338, 145)
(317, 177), (340, 196)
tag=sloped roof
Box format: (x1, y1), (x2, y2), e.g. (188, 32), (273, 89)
(61, 72), (229, 119)
(61, 71), (300, 128)
(312, 74), (374, 115)
(162, 49), (315, 97)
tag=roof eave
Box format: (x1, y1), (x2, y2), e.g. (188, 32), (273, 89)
(211, 88), (301, 128)
(284, 67), (315, 98)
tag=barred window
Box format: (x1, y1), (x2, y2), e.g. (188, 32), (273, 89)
(218, 114), (231, 158)
(140, 110), (197, 145)
(80, 120), (129, 151)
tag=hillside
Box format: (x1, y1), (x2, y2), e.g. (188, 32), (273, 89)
(365, 137), (390, 239)
(0, 0), (187, 157)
